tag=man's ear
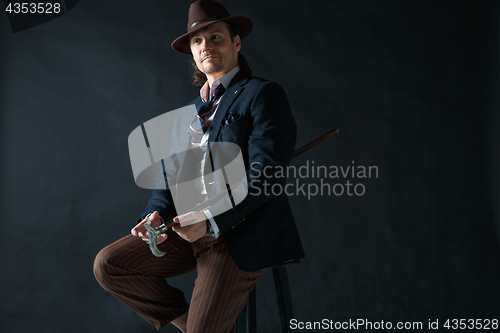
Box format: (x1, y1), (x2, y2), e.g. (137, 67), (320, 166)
(234, 35), (242, 52)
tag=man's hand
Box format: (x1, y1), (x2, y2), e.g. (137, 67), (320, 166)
(172, 211), (207, 243)
(131, 211), (168, 244)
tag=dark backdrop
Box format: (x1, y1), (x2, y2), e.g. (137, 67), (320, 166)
(1, 1), (499, 332)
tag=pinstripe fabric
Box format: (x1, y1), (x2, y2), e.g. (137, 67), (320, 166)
(94, 229), (264, 332)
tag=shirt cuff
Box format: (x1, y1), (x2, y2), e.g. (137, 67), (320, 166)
(136, 212), (153, 225)
(203, 209), (219, 238)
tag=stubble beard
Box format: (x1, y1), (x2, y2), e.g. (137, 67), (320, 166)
(200, 52), (236, 76)
(202, 61), (225, 75)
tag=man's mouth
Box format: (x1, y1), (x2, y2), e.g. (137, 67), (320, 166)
(203, 55), (218, 62)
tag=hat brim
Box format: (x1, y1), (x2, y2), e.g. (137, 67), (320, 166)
(171, 16), (253, 54)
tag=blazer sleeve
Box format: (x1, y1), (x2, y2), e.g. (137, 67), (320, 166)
(208, 81), (297, 235)
(134, 106), (199, 225)
(135, 154), (180, 224)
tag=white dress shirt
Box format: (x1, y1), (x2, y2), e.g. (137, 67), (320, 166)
(191, 66), (240, 237)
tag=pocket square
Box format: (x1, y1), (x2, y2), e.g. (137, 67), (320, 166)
(222, 112), (242, 127)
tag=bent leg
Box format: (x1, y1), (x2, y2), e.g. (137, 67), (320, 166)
(94, 230), (197, 330)
(187, 237), (265, 333)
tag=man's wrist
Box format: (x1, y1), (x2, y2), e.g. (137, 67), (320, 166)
(202, 209), (219, 238)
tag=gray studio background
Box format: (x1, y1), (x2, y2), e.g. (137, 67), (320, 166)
(1, 1), (499, 332)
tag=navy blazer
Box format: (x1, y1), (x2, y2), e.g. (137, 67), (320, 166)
(141, 70), (305, 271)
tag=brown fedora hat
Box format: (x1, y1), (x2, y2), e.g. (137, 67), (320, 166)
(171, 0), (253, 54)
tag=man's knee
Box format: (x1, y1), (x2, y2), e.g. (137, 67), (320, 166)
(93, 238), (131, 286)
(93, 245), (113, 286)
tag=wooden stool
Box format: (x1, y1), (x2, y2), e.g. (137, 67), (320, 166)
(237, 265), (295, 333)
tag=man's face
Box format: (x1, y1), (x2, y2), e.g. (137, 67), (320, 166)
(190, 22), (241, 78)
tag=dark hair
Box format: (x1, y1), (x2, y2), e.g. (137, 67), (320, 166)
(190, 22), (252, 88)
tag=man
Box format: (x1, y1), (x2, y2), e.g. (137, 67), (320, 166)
(94, 1), (304, 332)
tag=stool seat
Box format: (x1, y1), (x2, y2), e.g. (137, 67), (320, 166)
(237, 264), (296, 333)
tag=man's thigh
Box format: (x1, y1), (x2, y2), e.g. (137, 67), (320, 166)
(187, 236), (265, 333)
(94, 229), (199, 329)
(95, 229), (197, 278)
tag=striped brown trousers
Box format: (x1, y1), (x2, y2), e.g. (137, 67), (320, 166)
(94, 229), (264, 332)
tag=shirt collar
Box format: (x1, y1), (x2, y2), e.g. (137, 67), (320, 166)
(199, 66), (240, 102)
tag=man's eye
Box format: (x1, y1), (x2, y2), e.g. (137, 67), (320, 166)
(212, 35), (219, 39)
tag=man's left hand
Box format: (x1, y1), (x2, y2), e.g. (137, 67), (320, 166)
(172, 211), (207, 243)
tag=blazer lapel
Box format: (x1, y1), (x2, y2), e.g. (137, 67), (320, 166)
(208, 71), (249, 143)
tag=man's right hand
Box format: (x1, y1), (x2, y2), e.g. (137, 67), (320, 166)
(131, 211), (168, 244)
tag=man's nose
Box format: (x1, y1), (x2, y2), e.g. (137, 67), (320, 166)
(201, 39), (213, 52)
